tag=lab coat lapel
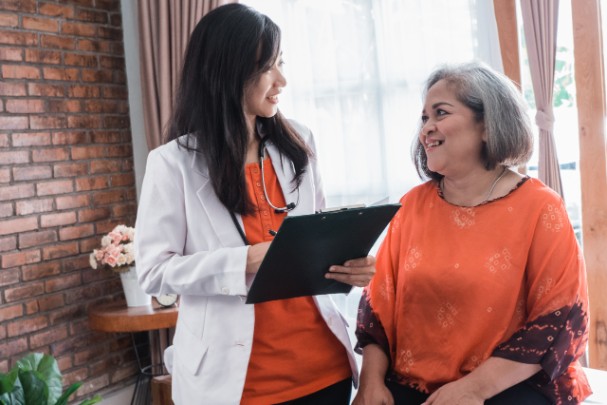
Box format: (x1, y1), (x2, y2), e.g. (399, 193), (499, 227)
(189, 151), (245, 247)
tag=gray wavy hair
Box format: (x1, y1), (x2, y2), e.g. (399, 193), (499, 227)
(413, 62), (534, 182)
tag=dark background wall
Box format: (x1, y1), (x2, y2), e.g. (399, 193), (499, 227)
(0, 0), (138, 400)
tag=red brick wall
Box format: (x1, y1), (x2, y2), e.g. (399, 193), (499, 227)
(0, 0), (139, 400)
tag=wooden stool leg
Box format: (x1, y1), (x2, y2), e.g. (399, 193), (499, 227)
(151, 375), (173, 405)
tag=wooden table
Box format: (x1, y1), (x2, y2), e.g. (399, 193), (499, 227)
(88, 302), (178, 405)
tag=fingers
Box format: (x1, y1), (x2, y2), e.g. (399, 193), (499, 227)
(325, 255), (376, 287)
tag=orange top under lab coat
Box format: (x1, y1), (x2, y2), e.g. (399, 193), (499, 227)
(240, 159), (351, 404)
(356, 178), (591, 404)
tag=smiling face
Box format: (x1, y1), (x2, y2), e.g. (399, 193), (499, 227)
(243, 52), (286, 129)
(420, 79), (486, 176)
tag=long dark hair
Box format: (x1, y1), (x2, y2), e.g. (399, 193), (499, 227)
(166, 4), (310, 215)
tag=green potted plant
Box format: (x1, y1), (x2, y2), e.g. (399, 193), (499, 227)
(0, 353), (101, 405)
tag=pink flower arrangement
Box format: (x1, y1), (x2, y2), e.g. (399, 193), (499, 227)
(89, 225), (135, 273)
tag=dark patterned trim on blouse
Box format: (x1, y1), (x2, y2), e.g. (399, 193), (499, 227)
(355, 288), (391, 358)
(493, 300), (588, 404)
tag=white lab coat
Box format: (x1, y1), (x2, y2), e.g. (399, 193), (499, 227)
(135, 121), (359, 404)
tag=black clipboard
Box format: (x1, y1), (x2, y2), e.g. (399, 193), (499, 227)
(246, 203), (401, 304)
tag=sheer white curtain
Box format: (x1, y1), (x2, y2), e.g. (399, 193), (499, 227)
(243, 0), (502, 321)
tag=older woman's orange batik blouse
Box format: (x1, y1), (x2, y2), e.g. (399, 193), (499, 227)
(356, 178), (591, 404)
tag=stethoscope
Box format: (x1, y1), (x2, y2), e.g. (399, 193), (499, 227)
(229, 137), (300, 246)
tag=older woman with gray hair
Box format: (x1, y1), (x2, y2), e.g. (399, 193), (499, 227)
(353, 62), (591, 405)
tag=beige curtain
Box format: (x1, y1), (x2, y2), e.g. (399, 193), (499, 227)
(520, 0), (564, 198)
(138, 0), (235, 150)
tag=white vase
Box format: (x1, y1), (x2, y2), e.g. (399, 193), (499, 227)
(119, 266), (152, 307)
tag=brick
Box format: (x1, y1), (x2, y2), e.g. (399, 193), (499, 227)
(101, 87), (128, 102)
(0, 168), (9, 183)
(24, 49), (61, 64)
(0, 46), (22, 61)
(85, 100), (128, 114)
(52, 131), (88, 145)
(59, 224), (94, 241)
(0, 184), (35, 201)
(40, 212), (76, 228)
(7, 315), (49, 337)
(78, 39), (111, 53)
(111, 202), (137, 218)
(74, 344), (106, 365)
(71, 145), (106, 160)
(104, 116), (130, 130)
(110, 173), (134, 187)
(0, 202), (13, 218)
(99, 56), (124, 70)
(45, 271), (81, 292)
(39, 3), (74, 19)
(55, 194), (89, 210)
(62, 254), (90, 272)
(0, 235), (17, 252)
(107, 145), (132, 158)
(0, 337), (28, 358)
(67, 85), (100, 98)
(4, 282), (45, 302)
(49, 302), (86, 326)
(90, 159), (121, 173)
(67, 115), (104, 129)
(110, 13), (122, 28)
(32, 147), (69, 162)
(61, 21), (97, 37)
(29, 115), (68, 130)
(1, 64), (41, 79)
(0, 304), (23, 322)
(74, 9), (108, 24)
(30, 324), (69, 349)
(0, 0), (36, 13)
(77, 207), (110, 223)
(36, 179), (73, 196)
(15, 198), (53, 215)
(92, 190), (127, 206)
(0, 267), (20, 286)
(19, 230), (57, 249)
(64, 52), (98, 68)
(12, 132), (52, 147)
(0, 217), (38, 236)
(97, 26), (122, 41)
(22, 16), (60, 32)
(82, 69), (112, 83)
(0, 81), (26, 96)
(5, 99), (45, 113)
(75, 176), (109, 191)
(0, 116), (29, 130)
(1, 249), (41, 268)
(40, 34), (76, 50)
(13, 165), (53, 181)
(37, 293), (65, 311)
(24, 299), (39, 315)
(48, 99), (81, 113)
(0, 30), (37, 46)
(0, 13), (19, 28)
(21, 260), (61, 281)
(0, 134), (8, 147)
(53, 162), (88, 177)
(79, 236), (100, 254)
(28, 83), (64, 97)
(42, 241), (79, 260)
(43, 67), (79, 81)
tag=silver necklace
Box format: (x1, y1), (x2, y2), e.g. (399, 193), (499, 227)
(441, 167), (509, 205)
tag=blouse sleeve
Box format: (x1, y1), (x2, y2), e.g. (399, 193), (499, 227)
(355, 206), (404, 358)
(492, 195), (589, 382)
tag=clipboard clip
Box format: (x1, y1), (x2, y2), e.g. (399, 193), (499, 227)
(316, 204), (366, 214)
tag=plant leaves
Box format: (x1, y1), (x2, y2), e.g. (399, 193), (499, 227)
(18, 371), (48, 405)
(0, 369), (19, 395)
(79, 395), (102, 405)
(16, 354), (62, 405)
(53, 382), (81, 405)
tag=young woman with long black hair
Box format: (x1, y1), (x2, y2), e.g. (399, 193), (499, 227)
(135, 4), (375, 404)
